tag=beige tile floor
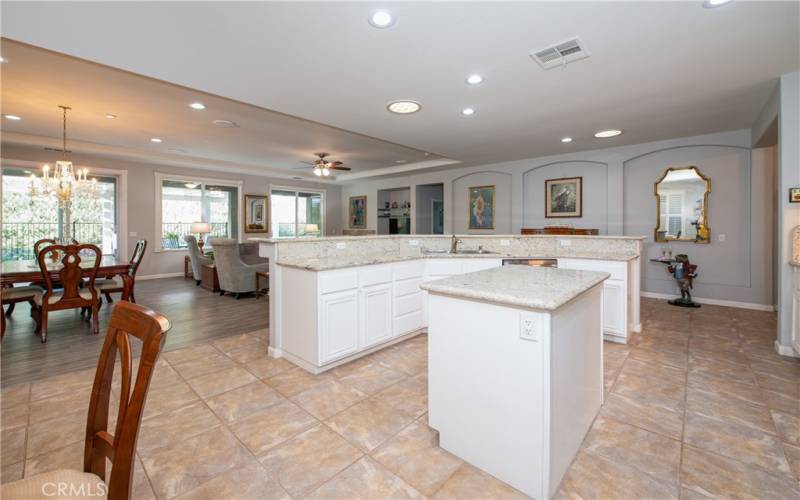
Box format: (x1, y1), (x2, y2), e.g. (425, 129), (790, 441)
(2, 299), (799, 499)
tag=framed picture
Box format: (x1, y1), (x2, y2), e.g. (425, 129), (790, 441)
(790, 187), (800, 203)
(432, 199), (444, 234)
(545, 177), (582, 218)
(349, 195), (367, 228)
(244, 194), (268, 233)
(467, 185), (495, 230)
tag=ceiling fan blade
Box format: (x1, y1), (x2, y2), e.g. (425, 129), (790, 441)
(331, 165), (351, 171)
(330, 161), (344, 166)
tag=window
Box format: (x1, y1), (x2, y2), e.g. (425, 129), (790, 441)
(156, 174), (240, 250)
(270, 187), (324, 238)
(2, 167), (119, 260)
(659, 193), (683, 238)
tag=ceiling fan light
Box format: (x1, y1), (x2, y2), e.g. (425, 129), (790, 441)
(313, 167), (322, 176)
(322, 168), (331, 177)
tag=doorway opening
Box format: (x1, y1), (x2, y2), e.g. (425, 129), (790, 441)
(415, 183), (444, 234)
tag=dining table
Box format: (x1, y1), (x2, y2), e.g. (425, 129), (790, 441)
(1, 256), (134, 300)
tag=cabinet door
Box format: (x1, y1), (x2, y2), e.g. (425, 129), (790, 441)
(320, 290), (360, 363)
(361, 283), (393, 349)
(602, 279), (626, 335)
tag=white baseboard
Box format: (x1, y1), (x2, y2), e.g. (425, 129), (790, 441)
(137, 272), (185, 281)
(774, 341), (799, 358)
(640, 291), (775, 312)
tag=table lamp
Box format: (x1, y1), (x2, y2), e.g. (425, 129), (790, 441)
(190, 222), (211, 252)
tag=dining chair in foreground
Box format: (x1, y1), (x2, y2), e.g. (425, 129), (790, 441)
(0, 301), (172, 500)
(35, 243), (102, 342)
(95, 240), (147, 304)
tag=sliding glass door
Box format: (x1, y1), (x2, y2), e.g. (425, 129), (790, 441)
(271, 188), (324, 238)
(1, 167), (118, 260)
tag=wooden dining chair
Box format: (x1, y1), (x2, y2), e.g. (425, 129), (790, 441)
(1, 238), (59, 321)
(95, 240), (147, 304)
(1, 301), (172, 500)
(36, 243), (102, 343)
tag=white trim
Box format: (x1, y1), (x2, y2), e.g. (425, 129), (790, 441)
(640, 291), (775, 312)
(1, 158), (129, 260)
(774, 340), (799, 358)
(137, 272), (185, 281)
(154, 171), (243, 252)
(269, 184), (327, 238)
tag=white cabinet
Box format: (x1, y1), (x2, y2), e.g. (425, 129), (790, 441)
(320, 289), (360, 363)
(361, 283), (393, 348)
(601, 279), (626, 336)
(558, 258), (631, 343)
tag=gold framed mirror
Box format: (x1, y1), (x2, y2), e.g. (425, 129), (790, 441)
(654, 166), (710, 244)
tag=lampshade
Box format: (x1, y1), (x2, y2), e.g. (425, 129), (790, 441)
(191, 222), (211, 234)
(304, 224), (320, 233)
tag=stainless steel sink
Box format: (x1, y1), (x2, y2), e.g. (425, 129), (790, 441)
(422, 249), (498, 255)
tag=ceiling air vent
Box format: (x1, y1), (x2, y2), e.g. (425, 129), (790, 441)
(530, 37), (589, 70)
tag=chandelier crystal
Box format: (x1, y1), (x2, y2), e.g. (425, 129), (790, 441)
(29, 105), (97, 244)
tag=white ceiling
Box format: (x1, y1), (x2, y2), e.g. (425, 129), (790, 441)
(2, 1), (798, 179)
(0, 41), (450, 180)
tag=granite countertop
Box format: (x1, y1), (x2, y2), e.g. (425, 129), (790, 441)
(419, 266), (610, 311)
(249, 234), (647, 244)
(276, 251), (638, 271)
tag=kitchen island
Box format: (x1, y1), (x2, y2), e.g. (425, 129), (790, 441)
(253, 234), (643, 373)
(422, 265), (609, 499)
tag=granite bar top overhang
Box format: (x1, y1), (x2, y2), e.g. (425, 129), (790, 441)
(249, 234), (647, 244)
(420, 266), (610, 312)
(276, 250), (638, 271)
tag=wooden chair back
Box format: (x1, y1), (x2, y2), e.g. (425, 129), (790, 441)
(33, 238), (57, 257)
(128, 240), (147, 277)
(37, 244), (101, 309)
(84, 301), (171, 499)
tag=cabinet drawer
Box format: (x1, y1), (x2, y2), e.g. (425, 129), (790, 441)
(319, 269), (359, 294)
(426, 260), (463, 276)
(395, 277), (424, 298)
(394, 260), (425, 281)
(558, 258), (627, 281)
(394, 310), (425, 337)
(395, 291), (424, 317)
(359, 265), (393, 287)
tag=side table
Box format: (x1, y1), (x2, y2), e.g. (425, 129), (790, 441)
(200, 264), (220, 292)
(255, 271), (269, 299)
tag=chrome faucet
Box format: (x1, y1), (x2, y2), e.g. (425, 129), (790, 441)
(450, 234), (462, 253)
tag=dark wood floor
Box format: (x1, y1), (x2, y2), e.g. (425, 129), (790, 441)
(1, 277), (268, 387)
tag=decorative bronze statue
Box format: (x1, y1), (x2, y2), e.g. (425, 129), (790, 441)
(667, 254), (700, 307)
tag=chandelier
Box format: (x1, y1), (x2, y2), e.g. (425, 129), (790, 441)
(29, 105), (97, 244)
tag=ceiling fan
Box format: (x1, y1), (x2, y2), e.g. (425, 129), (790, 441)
(296, 153), (351, 177)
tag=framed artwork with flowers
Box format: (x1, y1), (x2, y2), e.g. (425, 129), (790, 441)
(467, 185), (495, 230)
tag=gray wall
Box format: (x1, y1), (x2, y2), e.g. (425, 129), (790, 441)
(1, 144), (342, 277)
(340, 128), (776, 307)
(415, 184), (443, 234)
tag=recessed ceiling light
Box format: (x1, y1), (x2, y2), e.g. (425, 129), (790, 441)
(461, 107), (475, 116)
(189, 102), (207, 110)
(561, 137), (573, 143)
(150, 137), (163, 143)
(212, 119), (239, 128)
(702, 0), (732, 8)
(387, 100), (421, 114)
(3, 114), (21, 121)
(369, 10), (395, 28)
(465, 74), (484, 85)
(594, 129), (622, 138)
(0, 57), (7, 64)
(104, 114), (117, 119)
